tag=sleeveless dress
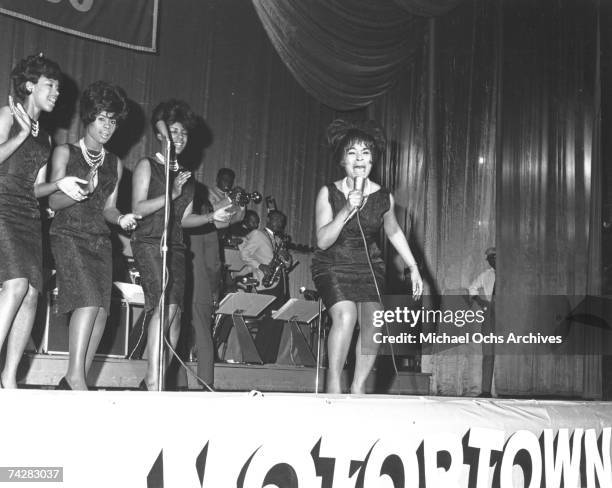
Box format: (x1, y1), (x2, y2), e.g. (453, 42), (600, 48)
(311, 183), (390, 309)
(131, 158), (193, 312)
(50, 145), (118, 314)
(0, 122), (51, 292)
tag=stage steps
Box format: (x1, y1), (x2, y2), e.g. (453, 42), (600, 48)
(17, 353), (430, 394)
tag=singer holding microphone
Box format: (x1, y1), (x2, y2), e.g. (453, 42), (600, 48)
(311, 119), (423, 394)
(131, 100), (232, 391)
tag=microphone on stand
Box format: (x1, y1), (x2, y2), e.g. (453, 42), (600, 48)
(155, 120), (170, 140)
(155, 120), (178, 170)
(343, 176), (365, 224)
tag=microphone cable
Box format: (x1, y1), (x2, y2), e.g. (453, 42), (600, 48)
(355, 202), (400, 377)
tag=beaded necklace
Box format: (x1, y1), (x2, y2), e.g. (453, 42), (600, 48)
(30, 119), (39, 137)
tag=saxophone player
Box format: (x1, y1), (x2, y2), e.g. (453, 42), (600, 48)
(237, 210), (291, 303)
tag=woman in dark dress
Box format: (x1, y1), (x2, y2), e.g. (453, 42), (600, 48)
(312, 119), (423, 394)
(0, 54), (85, 388)
(132, 100), (231, 391)
(49, 81), (140, 390)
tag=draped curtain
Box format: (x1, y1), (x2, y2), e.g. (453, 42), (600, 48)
(369, 1), (499, 396)
(253, 0), (602, 397)
(496, 0), (601, 398)
(0, 0), (603, 397)
(251, 0), (428, 110)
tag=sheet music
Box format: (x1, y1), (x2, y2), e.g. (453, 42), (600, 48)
(272, 298), (320, 323)
(113, 282), (145, 305)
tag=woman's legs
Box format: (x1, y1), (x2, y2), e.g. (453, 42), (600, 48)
(84, 308), (108, 377)
(0, 281), (37, 388)
(144, 303), (181, 390)
(326, 300), (358, 393)
(351, 301), (383, 394)
(65, 306), (104, 390)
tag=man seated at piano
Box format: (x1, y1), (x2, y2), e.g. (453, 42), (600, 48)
(235, 210), (292, 304)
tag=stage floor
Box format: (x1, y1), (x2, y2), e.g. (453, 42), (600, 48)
(17, 353), (431, 394)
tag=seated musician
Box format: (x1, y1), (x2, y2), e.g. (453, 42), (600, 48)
(236, 210), (292, 303)
(230, 209), (259, 239)
(229, 210), (291, 362)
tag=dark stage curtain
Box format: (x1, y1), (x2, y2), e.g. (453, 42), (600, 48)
(369, 0), (500, 395)
(496, 0), (601, 398)
(392, 0), (463, 16)
(251, 0), (428, 110)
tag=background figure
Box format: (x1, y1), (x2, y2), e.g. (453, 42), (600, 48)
(207, 167), (245, 297)
(468, 246), (496, 397)
(131, 100), (231, 391)
(0, 54), (79, 388)
(311, 119), (423, 394)
(231, 209), (260, 238)
(49, 81), (139, 391)
(237, 209), (291, 304)
(182, 180), (224, 389)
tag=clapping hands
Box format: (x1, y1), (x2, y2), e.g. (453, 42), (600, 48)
(118, 214), (142, 232)
(56, 176), (90, 201)
(8, 95), (31, 136)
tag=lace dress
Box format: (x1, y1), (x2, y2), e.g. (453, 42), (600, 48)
(0, 123), (51, 291)
(50, 145), (118, 313)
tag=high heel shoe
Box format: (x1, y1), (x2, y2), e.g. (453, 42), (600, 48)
(138, 380), (148, 391)
(57, 377), (72, 390)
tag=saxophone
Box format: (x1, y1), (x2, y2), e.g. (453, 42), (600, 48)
(262, 234), (291, 288)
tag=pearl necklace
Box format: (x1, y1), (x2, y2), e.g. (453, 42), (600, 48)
(30, 119), (39, 137)
(79, 138), (105, 168)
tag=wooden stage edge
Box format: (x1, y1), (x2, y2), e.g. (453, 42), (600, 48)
(17, 353), (431, 395)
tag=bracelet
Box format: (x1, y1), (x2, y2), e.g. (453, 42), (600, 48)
(208, 213), (214, 224)
(117, 214), (125, 226)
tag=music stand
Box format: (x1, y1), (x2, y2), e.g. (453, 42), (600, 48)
(224, 248), (248, 273)
(271, 299), (319, 367)
(215, 292), (276, 364)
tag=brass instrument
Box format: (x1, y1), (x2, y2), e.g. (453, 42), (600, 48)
(262, 234), (292, 288)
(213, 187), (263, 212)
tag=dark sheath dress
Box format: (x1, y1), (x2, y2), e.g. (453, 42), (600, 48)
(131, 158), (193, 312)
(50, 145), (118, 314)
(0, 122), (50, 292)
(311, 183), (390, 309)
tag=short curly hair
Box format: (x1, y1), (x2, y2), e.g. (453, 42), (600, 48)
(11, 53), (62, 102)
(151, 99), (196, 135)
(326, 119), (386, 165)
(79, 81), (128, 125)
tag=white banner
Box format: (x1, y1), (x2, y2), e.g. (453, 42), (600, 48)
(0, 390), (611, 487)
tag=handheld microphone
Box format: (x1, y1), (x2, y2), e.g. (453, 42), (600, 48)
(343, 176), (365, 224)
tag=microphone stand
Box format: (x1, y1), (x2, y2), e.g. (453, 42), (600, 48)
(157, 136), (172, 391)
